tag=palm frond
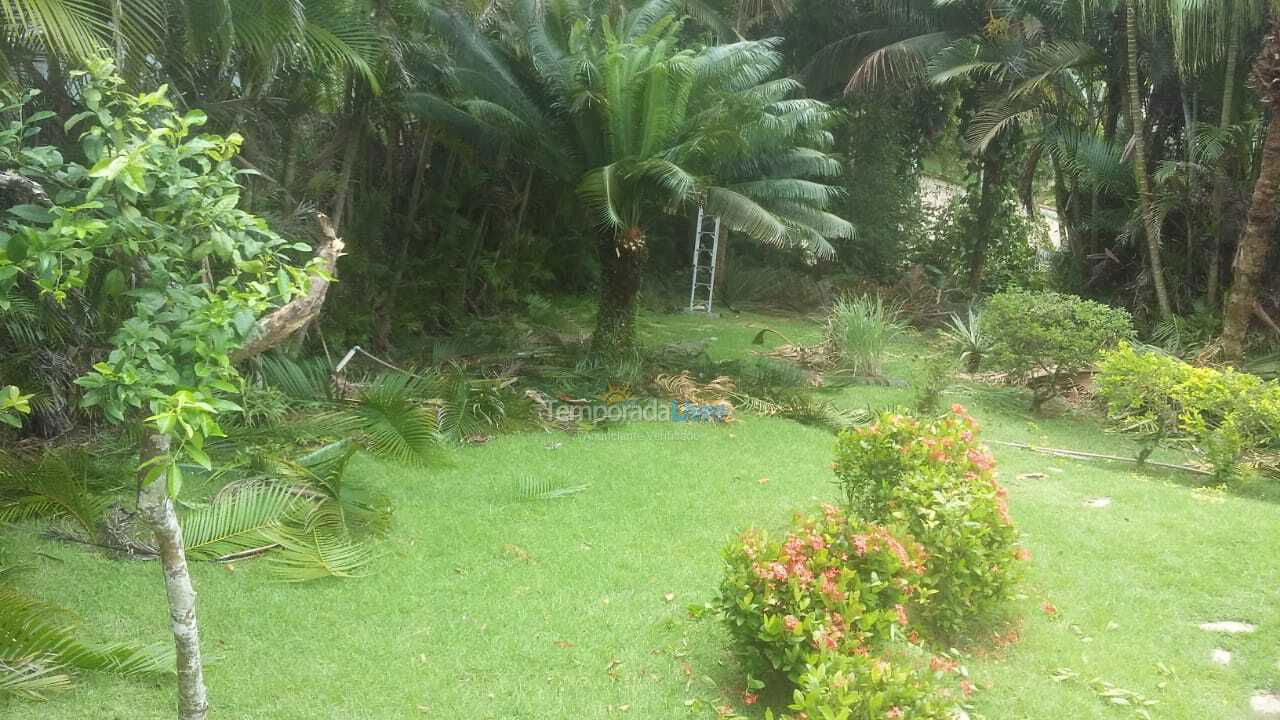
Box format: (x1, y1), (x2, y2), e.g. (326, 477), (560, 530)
(0, 586), (174, 680)
(0, 450), (111, 534)
(258, 355), (335, 404)
(0, 0), (110, 59)
(0, 656), (72, 700)
(266, 505), (374, 582)
(517, 477), (589, 500)
(340, 375), (446, 466)
(180, 483), (301, 561)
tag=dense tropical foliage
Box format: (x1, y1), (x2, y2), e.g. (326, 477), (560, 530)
(6, 1), (1280, 718)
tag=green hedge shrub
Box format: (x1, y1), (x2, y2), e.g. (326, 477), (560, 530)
(1096, 344), (1280, 480)
(833, 407), (1024, 637)
(984, 290), (1133, 410)
(716, 505), (928, 682)
(773, 648), (957, 720)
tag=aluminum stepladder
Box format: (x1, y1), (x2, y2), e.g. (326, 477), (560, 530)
(689, 205), (720, 312)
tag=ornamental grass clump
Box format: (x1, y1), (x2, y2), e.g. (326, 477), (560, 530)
(827, 294), (907, 377)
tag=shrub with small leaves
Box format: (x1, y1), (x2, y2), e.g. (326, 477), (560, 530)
(833, 406), (1024, 637)
(984, 290), (1133, 411)
(1097, 343), (1280, 480)
(773, 648), (959, 720)
(716, 505), (928, 683)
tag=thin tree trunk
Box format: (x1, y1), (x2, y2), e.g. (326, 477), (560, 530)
(968, 151), (1004, 295)
(1209, 31), (1242, 305)
(332, 126), (360, 231)
(713, 225), (729, 302)
(136, 431), (209, 720)
(1126, 3), (1175, 319)
(512, 167), (535, 243)
(281, 120), (297, 212)
(1223, 25), (1280, 361)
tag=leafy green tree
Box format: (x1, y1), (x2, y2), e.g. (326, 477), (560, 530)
(414, 0), (852, 354)
(0, 385), (30, 428)
(0, 60), (341, 720)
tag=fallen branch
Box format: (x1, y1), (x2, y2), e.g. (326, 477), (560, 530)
(988, 440), (1213, 476)
(230, 212), (345, 363)
(0, 171), (51, 206)
(1254, 301), (1280, 338)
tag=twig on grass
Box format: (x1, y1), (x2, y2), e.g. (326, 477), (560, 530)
(989, 440), (1213, 477)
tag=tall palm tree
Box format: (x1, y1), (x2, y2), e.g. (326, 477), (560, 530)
(413, 0), (852, 354)
(816, 0), (1032, 294)
(1124, 0), (1175, 318)
(1224, 14), (1280, 361)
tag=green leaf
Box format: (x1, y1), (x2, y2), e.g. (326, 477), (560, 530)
(7, 205), (53, 225)
(0, 232), (27, 264)
(166, 461), (183, 498)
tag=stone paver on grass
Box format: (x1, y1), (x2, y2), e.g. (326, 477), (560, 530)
(1199, 621), (1257, 634)
(1252, 692), (1280, 715)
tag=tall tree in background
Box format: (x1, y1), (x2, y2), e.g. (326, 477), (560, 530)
(415, 0), (852, 354)
(1224, 16), (1280, 361)
(1125, 1), (1174, 318)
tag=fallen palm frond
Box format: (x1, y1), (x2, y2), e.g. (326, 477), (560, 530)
(732, 391), (869, 433)
(0, 656), (72, 701)
(764, 341), (836, 369)
(265, 503), (375, 583)
(0, 576), (173, 700)
(653, 372), (736, 405)
(517, 477), (589, 501)
(180, 483), (301, 562)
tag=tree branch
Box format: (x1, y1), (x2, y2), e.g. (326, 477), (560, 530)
(0, 171), (51, 206)
(230, 212), (345, 363)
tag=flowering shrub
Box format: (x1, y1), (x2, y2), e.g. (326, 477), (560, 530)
(774, 649), (958, 720)
(1097, 343), (1280, 479)
(716, 505), (928, 682)
(833, 406), (1023, 637)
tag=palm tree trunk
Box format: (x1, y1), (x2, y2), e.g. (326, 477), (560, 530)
(136, 431), (209, 720)
(1223, 22), (1280, 362)
(1209, 30), (1242, 305)
(1126, 3), (1175, 319)
(591, 228), (647, 357)
(968, 151), (1004, 294)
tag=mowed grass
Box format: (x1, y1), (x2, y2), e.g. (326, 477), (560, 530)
(4, 310), (1279, 720)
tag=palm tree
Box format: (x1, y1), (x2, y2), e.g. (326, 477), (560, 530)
(413, 0), (852, 354)
(818, 0), (1033, 294)
(1224, 15), (1280, 362)
(1124, 0), (1175, 318)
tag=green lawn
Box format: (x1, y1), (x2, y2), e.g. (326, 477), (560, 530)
(5, 310), (1279, 719)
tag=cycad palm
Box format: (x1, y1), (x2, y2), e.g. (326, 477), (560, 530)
(414, 0), (851, 354)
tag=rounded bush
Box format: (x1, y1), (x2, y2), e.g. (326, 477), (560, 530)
(833, 406), (1024, 637)
(984, 289), (1133, 410)
(716, 505), (928, 682)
